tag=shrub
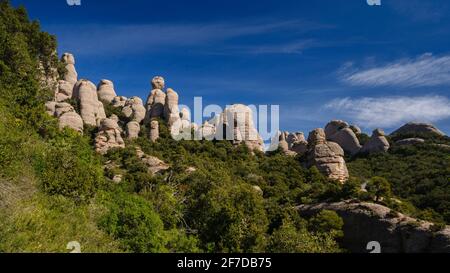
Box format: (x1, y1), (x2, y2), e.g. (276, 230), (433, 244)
(308, 210), (344, 239)
(186, 178), (269, 253)
(99, 192), (167, 253)
(268, 220), (341, 253)
(366, 177), (392, 202)
(35, 130), (104, 201)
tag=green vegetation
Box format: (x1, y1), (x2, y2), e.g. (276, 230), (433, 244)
(366, 177), (392, 202)
(0, 1), (447, 253)
(348, 135), (450, 224)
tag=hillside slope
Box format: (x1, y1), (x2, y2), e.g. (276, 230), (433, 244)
(0, 1), (448, 253)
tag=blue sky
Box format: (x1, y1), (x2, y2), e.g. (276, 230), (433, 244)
(12, 0), (450, 135)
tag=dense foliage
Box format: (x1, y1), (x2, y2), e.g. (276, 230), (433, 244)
(0, 1), (447, 253)
(348, 135), (450, 224)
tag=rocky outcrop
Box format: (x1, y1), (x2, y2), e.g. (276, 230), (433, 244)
(145, 76), (167, 120)
(53, 53), (78, 103)
(149, 120), (159, 142)
(151, 76), (165, 90)
(136, 148), (169, 175)
(55, 80), (75, 102)
(164, 88), (180, 127)
(396, 138), (425, 146)
(222, 104), (265, 152)
(350, 125), (362, 135)
(278, 132), (293, 155)
(112, 96), (128, 108)
(297, 200), (450, 253)
(288, 132), (308, 154)
(306, 128), (349, 182)
(324, 120), (349, 137)
(73, 80), (106, 127)
(126, 121), (141, 140)
(286, 132), (306, 148)
(325, 120), (362, 156)
(45, 101), (83, 133)
(195, 105), (264, 151)
(61, 53), (78, 84)
(95, 118), (125, 155)
(59, 112), (84, 133)
(53, 102), (75, 118)
(270, 131), (307, 156)
(392, 122), (446, 137)
(145, 88), (166, 120)
(122, 97), (146, 123)
(97, 80), (117, 103)
(197, 121), (216, 141)
(45, 101), (56, 116)
(360, 129), (390, 154)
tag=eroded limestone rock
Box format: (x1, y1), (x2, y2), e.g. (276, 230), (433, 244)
(73, 80), (106, 127)
(95, 118), (125, 155)
(306, 128), (349, 182)
(97, 79), (117, 103)
(361, 129), (390, 154)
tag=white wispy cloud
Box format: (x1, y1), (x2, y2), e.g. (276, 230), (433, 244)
(324, 95), (450, 128)
(341, 53), (450, 87)
(48, 20), (331, 55)
(221, 40), (318, 55)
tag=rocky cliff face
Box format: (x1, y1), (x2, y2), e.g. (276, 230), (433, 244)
(360, 129), (390, 154)
(306, 129), (349, 182)
(325, 120), (362, 156)
(73, 79), (107, 127)
(45, 57), (267, 154)
(97, 79), (117, 103)
(297, 200), (450, 253)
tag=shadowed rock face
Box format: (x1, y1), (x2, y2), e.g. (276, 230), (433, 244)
(392, 122), (446, 137)
(297, 200), (450, 253)
(306, 128), (349, 182)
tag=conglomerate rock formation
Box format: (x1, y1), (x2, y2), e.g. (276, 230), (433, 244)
(95, 118), (125, 155)
(73, 79), (106, 127)
(297, 200), (450, 253)
(97, 79), (117, 103)
(325, 120), (362, 156)
(43, 53), (448, 182)
(306, 128), (349, 182)
(391, 122), (445, 137)
(360, 129), (390, 154)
